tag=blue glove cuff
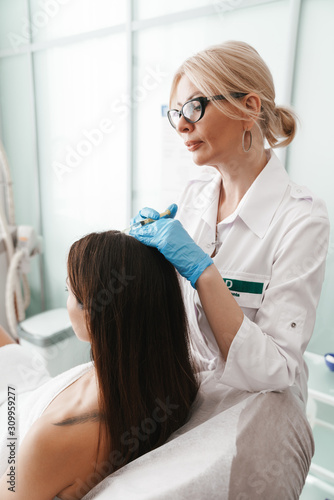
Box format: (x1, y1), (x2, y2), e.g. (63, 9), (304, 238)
(189, 255), (213, 289)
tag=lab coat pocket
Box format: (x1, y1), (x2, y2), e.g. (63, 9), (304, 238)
(219, 270), (270, 310)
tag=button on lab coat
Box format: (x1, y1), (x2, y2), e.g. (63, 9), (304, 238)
(177, 149), (329, 405)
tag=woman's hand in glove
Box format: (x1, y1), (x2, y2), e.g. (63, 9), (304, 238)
(130, 215), (213, 288)
(130, 203), (178, 225)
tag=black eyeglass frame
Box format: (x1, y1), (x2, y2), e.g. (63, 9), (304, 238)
(167, 93), (248, 129)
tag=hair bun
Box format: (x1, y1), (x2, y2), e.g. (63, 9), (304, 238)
(272, 105), (298, 148)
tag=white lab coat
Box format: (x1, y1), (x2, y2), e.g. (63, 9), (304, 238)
(177, 149), (330, 406)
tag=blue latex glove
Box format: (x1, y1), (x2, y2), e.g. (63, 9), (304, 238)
(131, 203), (178, 226)
(130, 217), (213, 288)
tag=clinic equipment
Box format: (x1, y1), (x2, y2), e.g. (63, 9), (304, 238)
(0, 139), (90, 371)
(123, 207), (172, 234)
(0, 139), (42, 340)
(324, 353), (334, 372)
(17, 308), (90, 376)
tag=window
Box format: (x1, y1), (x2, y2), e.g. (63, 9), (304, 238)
(0, 0), (332, 361)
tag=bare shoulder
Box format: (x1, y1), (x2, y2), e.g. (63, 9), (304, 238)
(0, 414), (109, 500)
(0, 417), (70, 499)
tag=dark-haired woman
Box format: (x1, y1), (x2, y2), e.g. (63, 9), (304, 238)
(0, 231), (198, 500)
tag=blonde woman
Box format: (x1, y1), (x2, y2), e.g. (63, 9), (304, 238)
(130, 41), (329, 497)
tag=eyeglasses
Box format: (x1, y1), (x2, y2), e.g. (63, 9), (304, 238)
(167, 93), (247, 129)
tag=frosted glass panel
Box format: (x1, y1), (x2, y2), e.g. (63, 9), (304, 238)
(33, 34), (127, 310)
(133, 0), (290, 215)
(135, 0), (213, 20)
(134, 0), (283, 21)
(0, 56), (37, 225)
(287, 0), (334, 355)
(29, 0), (126, 42)
(0, 0), (28, 50)
(0, 54), (42, 315)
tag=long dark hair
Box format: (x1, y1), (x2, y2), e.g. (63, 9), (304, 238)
(67, 230), (198, 472)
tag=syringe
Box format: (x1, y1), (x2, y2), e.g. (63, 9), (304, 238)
(123, 208), (171, 235)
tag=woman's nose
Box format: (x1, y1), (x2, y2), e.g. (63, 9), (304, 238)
(176, 115), (194, 134)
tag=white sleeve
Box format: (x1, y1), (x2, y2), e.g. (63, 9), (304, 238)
(220, 211), (330, 392)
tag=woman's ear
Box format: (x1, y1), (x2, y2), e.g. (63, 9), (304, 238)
(242, 93), (262, 129)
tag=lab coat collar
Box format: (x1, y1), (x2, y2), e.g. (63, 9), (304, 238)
(238, 149), (290, 238)
(199, 150), (290, 239)
(201, 173), (222, 230)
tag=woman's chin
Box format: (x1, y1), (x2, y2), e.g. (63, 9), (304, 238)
(191, 154), (207, 167)
(74, 330), (90, 343)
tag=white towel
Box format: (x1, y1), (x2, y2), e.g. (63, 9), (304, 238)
(83, 377), (251, 500)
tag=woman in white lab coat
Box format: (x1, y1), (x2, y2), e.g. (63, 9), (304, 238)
(130, 40), (330, 497)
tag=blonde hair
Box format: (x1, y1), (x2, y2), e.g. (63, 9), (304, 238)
(170, 41), (297, 148)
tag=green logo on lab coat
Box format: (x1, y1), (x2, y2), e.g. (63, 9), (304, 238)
(223, 279), (264, 295)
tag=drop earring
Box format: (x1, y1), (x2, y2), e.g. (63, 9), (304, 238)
(242, 129), (252, 153)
